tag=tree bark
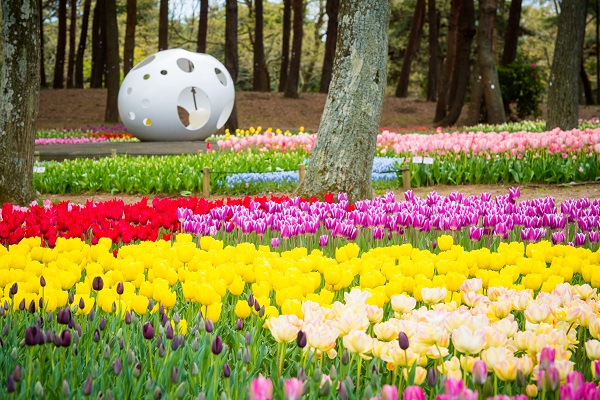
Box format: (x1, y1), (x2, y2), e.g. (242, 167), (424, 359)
(75, 0), (92, 88)
(477, 0), (505, 124)
(426, 0), (439, 101)
(301, 0), (324, 92)
(197, 0), (208, 53)
(395, 0), (425, 98)
(581, 61), (595, 105)
(465, 67), (483, 126)
(295, 0), (388, 203)
(434, 0), (460, 122)
(224, 0), (239, 131)
(284, 0), (303, 98)
(278, 0), (292, 92)
(546, 0), (587, 130)
(0, 0), (40, 205)
(39, 0), (47, 87)
(319, 0), (339, 93)
(104, 0), (120, 123)
(66, 0), (77, 88)
(438, 0), (475, 127)
(253, 0), (270, 91)
(501, 0), (521, 66)
(158, 0), (169, 51)
(123, 0), (136, 76)
(53, 0), (67, 88)
(90, 0), (106, 88)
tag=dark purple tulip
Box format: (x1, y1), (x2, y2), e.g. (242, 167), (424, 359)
(92, 276), (104, 291)
(341, 349), (350, 365)
(82, 376), (92, 396)
(398, 332), (409, 350)
(125, 311), (132, 324)
(68, 291), (74, 304)
(18, 299), (25, 311)
(296, 330), (307, 348)
(211, 336), (223, 355)
(28, 300), (36, 314)
(6, 374), (15, 393)
(39, 275), (46, 287)
(165, 323), (174, 340)
(113, 357), (122, 375)
(247, 294), (254, 308)
(338, 382), (349, 400)
(119, 337), (124, 350)
(116, 282), (124, 295)
(236, 318), (243, 331)
(223, 363), (231, 378)
(60, 330), (72, 347)
(9, 283), (18, 297)
(12, 364), (21, 381)
(53, 332), (63, 347)
(427, 367), (439, 387)
(78, 297), (85, 310)
(160, 313), (168, 327)
(205, 319), (214, 333)
(142, 322), (155, 340)
(171, 335), (181, 351)
(99, 317), (106, 331)
(93, 329), (100, 343)
(254, 299), (261, 312)
(245, 331), (251, 345)
(75, 324), (82, 338)
(25, 326), (39, 346)
(170, 366), (179, 383)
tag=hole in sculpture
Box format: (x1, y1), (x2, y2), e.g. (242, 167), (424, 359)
(176, 58), (195, 73)
(215, 68), (227, 86)
(142, 99), (151, 108)
(133, 55), (155, 70)
(143, 74), (150, 80)
(217, 100), (234, 129)
(127, 87), (133, 95)
(177, 86), (211, 130)
(143, 118), (152, 126)
(128, 111), (136, 120)
(161, 70), (168, 75)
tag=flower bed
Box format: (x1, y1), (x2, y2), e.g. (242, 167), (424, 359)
(35, 127), (138, 145)
(1, 189), (600, 398)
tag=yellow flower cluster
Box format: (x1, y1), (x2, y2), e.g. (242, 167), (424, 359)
(222, 126), (301, 140)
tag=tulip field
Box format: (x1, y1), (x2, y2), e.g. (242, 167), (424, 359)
(3, 121), (600, 399)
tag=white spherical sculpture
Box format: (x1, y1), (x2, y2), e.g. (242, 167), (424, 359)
(118, 49), (235, 141)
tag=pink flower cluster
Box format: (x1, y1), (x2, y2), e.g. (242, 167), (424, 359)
(35, 136), (109, 145)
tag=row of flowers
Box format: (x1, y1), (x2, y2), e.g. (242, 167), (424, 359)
(1, 231), (600, 398)
(35, 133), (138, 145)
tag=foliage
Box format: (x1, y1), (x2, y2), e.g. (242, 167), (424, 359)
(498, 62), (545, 120)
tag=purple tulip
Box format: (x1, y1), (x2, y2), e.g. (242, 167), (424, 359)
(92, 276), (104, 291)
(205, 319), (214, 333)
(319, 235), (328, 247)
(589, 230), (599, 243)
(60, 330), (72, 347)
(113, 357), (122, 375)
(270, 237), (280, 248)
(296, 330), (307, 348)
(552, 231), (565, 244)
(574, 232), (587, 246)
(472, 360), (487, 385)
(539, 347), (556, 370)
(223, 363), (231, 378)
(469, 226), (484, 241)
(6, 374), (15, 393)
(211, 336), (223, 355)
(142, 322), (155, 340)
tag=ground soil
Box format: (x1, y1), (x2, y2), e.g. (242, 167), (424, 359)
(38, 89), (600, 204)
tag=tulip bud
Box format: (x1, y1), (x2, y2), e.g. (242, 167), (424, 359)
(516, 369), (526, 388)
(472, 360), (488, 385)
(99, 317), (106, 331)
(172, 312), (180, 324)
(82, 376), (93, 396)
(0, 306), (4, 317)
(69, 318), (75, 329)
(330, 365), (338, 381)
(93, 329), (101, 343)
(126, 349), (136, 365)
(40, 275), (46, 287)
(362, 386), (373, 399)
(119, 337), (124, 350)
(427, 367), (439, 387)
(294, 330), (307, 348)
(191, 337), (200, 351)
(75, 324), (82, 338)
(223, 363), (231, 378)
(526, 384), (538, 397)
(6, 374), (15, 393)
(547, 365), (560, 391)
(61, 330), (72, 347)
(113, 357), (122, 376)
(245, 331), (252, 345)
(247, 294), (255, 308)
(258, 305), (265, 318)
(171, 335), (181, 351)
(12, 364), (21, 381)
(236, 318), (243, 331)
(297, 367), (307, 381)
(338, 382), (349, 400)
(25, 326), (38, 346)
(116, 282), (124, 295)
(158, 343), (166, 358)
(211, 336), (223, 355)
(68, 291), (74, 304)
(191, 362), (199, 376)
(153, 386), (162, 399)
(38, 297), (44, 310)
(147, 298), (154, 310)
(19, 299), (25, 310)
(143, 322), (155, 340)
(243, 348), (251, 364)
(9, 283), (18, 297)
(197, 391), (206, 400)
(88, 308), (95, 322)
(319, 379), (331, 396)
(398, 332), (409, 350)
(112, 302), (117, 313)
(62, 379), (71, 397)
(312, 368), (322, 383)
(171, 366), (179, 383)
(166, 323), (174, 340)
(133, 363), (142, 378)
(539, 347), (556, 370)
(103, 344), (111, 360)
(125, 311), (132, 325)
(205, 319), (214, 333)
(342, 349), (350, 365)
(34, 381), (44, 398)
(92, 276), (104, 291)
(176, 382), (187, 399)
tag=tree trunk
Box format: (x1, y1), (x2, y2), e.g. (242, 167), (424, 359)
(197, 0), (208, 53)
(597, 2), (599, 103)
(39, 0), (47, 87)
(477, 0), (505, 124)
(284, 0), (303, 98)
(90, 0), (106, 88)
(0, 0), (40, 205)
(426, 0), (439, 101)
(434, 0), (460, 122)
(581, 61), (595, 105)
(301, 0), (325, 92)
(438, 0), (475, 127)
(253, 0), (270, 91)
(75, 0), (91, 88)
(53, 0), (67, 88)
(501, 0), (521, 66)
(278, 0), (292, 92)
(104, 0), (120, 123)
(395, 0), (425, 98)
(319, 0), (339, 93)
(546, 0), (586, 130)
(465, 67), (483, 126)
(158, 0), (169, 51)
(66, 0), (77, 88)
(123, 0), (136, 76)
(295, 0), (388, 203)
(224, 0), (239, 131)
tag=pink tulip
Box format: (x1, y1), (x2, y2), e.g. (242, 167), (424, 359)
(403, 385), (424, 400)
(284, 378), (303, 400)
(381, 385), (398, 400)
(250, 376), (273, 400)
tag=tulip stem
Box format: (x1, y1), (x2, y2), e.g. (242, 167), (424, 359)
(356, 356), (363, 390)
(278, 343), (287, 376)
(27, 346), (33, 394)
(148, 341), (153, 376)
(213, 354), (218, 397)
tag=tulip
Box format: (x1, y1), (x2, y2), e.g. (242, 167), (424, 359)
(539, 347), (556, 370)
(170, 366), (179, 383)
(223, 363), (231, 378)
(319, 235), (328, 247)
(472, 360), (487, 385)
(284, 377), (303, 400)
(403, 386), (425, 400)
(82, 376), (92, 396)
(61, 330), (72, 347)
(426, 367), (438, 387)
(211, 335), (223, 355)
(40, 275), (46, 287)
(92, 276), (104, 291)
(57, 308), (71, 324)
(62, 379), (71, 397)
(12, 364), (21, 381)
(143, 322), (155, 340)
(6, 375), (15, 393)
(166, 323), (174, 340)
(398, 331), (410, 350)
(236, 318), (244, 331)
(271, 238), (280, 248)
(9, 283), (18, 297)
(113, 357), (122, 376)
(296, 330), (307, 348)
(205, 319), (214, 333)
(250, 376), (273, 400)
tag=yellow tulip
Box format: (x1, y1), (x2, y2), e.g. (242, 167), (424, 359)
(235, 300), (251, 319)
(437, 235), (453, 251)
